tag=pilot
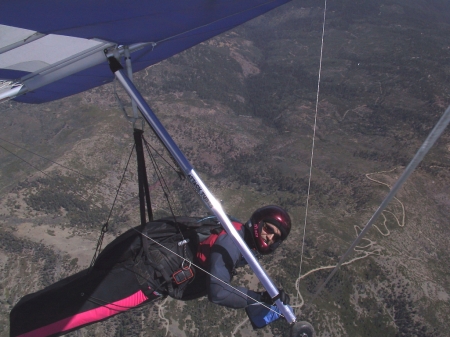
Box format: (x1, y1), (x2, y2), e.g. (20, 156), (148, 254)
(10, 205), (292, 336)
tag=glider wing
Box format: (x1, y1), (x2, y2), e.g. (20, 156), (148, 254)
(0, 0), (291, 103)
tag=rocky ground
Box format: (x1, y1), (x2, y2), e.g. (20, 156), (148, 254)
(1, 0), (450, 336)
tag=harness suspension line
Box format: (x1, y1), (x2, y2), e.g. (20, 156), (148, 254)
(298, 0), (327, 295)
(134, 128), (154, 224)
(142, 136), (182, 175)
(313, 103), (450, 300)
(142, 136), (196, 218)
(142, 135), (189, 260)
(90, 143), (136, 267)
(143, 137), (181, 219)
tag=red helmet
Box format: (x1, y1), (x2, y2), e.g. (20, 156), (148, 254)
(248, 205), (291, 255)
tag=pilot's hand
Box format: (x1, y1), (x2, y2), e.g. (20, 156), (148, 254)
(260, 289), (290, 305)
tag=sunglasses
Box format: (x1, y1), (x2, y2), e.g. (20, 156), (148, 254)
(262, 222), (281, 241)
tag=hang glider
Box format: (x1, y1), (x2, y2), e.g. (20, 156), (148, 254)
(0, 0), (290, 103)
(0, 0), (319, 334)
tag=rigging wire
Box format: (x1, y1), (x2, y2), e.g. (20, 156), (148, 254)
(297, 0), (327, 300)
(311, 103), (450, 301)
(0, 138), (133, 222)
(0, 136), (97, 181)
(0, 142), (51, 179)
(0, 136), (137, 206)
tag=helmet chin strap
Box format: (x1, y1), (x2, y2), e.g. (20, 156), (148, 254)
(245, 219), (278, 255)
(244, 220), (257, 250)
(242, 222), (263, 260)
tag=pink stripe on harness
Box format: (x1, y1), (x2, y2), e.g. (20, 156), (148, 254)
(17, 290), (151, 337)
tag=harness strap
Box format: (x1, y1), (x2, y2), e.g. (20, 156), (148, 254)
(134, 128), (153, 254)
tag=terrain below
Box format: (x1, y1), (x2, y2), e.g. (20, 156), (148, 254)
(1, 1), (450, 336)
